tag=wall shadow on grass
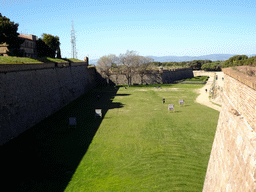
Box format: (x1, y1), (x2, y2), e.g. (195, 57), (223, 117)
(1, 86), (128, 192)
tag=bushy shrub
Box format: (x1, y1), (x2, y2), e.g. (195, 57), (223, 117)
(222, 55), (248, 68)
(201, 61), (222, 71)
(244, 56), (256, 66)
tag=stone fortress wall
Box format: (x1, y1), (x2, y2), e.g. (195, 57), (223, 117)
(108, 67), (194, 85)
(193, 70), (216, 77)
(0, 64), (194, 145)
(0, 61), (100, 145)
(203, 67), (256, 191)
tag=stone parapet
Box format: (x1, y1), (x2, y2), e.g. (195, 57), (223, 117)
(0, 63), (55, 72)
(71, 62), (88, 67)
(193, 70), (215, 77)
(0, 62), (88, 73)
(223, 67), (256, 90)
(223, 68), (256, 131)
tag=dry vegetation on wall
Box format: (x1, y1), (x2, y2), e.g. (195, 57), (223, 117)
(223, 66), (256, 91)
(231, 66), (256, 77)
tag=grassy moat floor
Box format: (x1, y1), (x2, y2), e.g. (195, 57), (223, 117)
(1, 84), (219, 192)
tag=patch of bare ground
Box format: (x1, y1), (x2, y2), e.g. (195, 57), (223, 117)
(195, 75), (221, 112)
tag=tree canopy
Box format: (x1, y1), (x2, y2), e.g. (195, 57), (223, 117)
(222, 55), (249, 68)
(97, 54), (118, 72)
(97, 50), (154, 86)
(201, 61), (223, 71)
(40, 33), (61, 58)
(118, 50), (154, 86)
(97, 54), (118, 85)
(0, 13), (24, 56)
(36, 39), (52, 57)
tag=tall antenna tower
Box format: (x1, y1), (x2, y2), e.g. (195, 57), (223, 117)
(71, 21), (77, 59)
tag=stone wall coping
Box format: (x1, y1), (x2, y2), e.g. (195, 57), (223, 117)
(0, 62), (88, 73)
(223, 67), (256, 91)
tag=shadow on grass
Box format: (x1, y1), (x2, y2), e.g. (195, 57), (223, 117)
(1, 86), (126, 192)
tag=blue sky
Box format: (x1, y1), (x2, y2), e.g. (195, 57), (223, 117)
(1, 0), (256, 61)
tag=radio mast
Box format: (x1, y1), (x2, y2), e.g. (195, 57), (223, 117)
(71, 21), (77, 59)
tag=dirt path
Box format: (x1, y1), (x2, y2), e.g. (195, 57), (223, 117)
(195, 73), (222, 112)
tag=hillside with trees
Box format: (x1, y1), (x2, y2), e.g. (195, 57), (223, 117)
(149, 59), (223, 71)
(222, 55), (256, 68)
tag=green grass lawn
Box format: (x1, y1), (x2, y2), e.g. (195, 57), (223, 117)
(1, 84), (219, 192)
(65, 84), (218, 191)
(184, 76), (209, 81)
(0, 56), (84, 64)
(175, 76), (209, 84)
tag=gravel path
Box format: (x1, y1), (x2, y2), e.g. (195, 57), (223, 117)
(195, 72), (222, 112)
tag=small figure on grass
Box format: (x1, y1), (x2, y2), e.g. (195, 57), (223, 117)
(163, 98), (165, 104)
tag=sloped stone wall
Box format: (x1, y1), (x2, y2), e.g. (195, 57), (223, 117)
(203, 67), (256, 191)
(0, 63), (98, 145)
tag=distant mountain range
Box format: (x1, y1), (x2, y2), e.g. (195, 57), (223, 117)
(89, 54), (253, 65)
(147, 54), (236, 62)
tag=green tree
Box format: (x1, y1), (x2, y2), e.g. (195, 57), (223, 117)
(244, 56), (256, 66)
(201, 61), (222, 71)
(57, 47), (61, 59)
(223, 55), (248, 68)
(0, 13), (24, 56)
(41, 33), (61, 58)
(190, 60), (212, 70)
(36, 39), (52, 57)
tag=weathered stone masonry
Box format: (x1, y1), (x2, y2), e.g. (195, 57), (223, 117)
(203, 67), (256, 191)
(107, 68), (194, 85)
(0, 66), (193, 145)
(0, 62), (99, 145)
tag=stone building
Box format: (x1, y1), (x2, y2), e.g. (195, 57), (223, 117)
(0, 43), (9, 56)
(0, 34), (38, 57)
